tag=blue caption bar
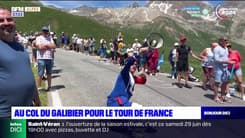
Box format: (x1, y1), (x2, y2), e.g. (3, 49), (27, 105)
(201, 107), (245, 119)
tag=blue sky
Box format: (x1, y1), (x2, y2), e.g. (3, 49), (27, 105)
(40, 1), (225, 9)
(203, 1), (225, 6)
(40, 1), (148, 9)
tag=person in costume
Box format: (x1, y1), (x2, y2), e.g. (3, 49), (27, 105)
(107, 56), (147, 107)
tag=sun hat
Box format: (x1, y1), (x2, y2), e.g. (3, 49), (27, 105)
(174, 42), (179, 46)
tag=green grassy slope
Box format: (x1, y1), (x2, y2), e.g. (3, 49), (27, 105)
(1, 1), (120, 42)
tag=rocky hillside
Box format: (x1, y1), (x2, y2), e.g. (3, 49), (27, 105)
(65, 1), (245, 45)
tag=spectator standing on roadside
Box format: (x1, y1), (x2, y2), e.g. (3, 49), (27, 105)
(89, 37), (95, 55)
(148, 47), (159, 76)
(99, 38), (107, 61)
(175, 36), (203, 89)
(132, 38), (141, 57)
(226, 43), (244, 101)
(0, 7), (40, 117)
(213, 37), (235, 103)
(109, 39), (115, 63)
(36, 26), (56, 92)
(168, 42), (179, 79)
(31, 32), (40, 67)
(60, 32), (65, 48)
(199, 42), (218, 90)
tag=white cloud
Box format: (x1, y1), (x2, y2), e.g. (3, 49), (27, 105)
(202, 1), (212, 6)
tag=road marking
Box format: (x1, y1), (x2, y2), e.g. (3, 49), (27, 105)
(50, 90), (63, 106)
(154, 85), (177, 89)
(157, 73), (201, 86)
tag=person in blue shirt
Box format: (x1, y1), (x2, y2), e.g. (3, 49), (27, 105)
(0, 7), (40, 117)
(213, 37), (235, 103)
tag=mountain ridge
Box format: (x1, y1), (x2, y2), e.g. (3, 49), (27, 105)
(63, 1), (245, 45)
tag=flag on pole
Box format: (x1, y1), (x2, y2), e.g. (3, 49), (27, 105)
(230, 64), (235, 80)
(48, 24), (51, 32)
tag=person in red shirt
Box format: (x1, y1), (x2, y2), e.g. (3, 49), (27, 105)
(148, 48), (159, 76)
(226, 43), (244, 101)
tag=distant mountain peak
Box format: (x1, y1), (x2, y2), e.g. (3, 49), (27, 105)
(62, 1), (245, 41)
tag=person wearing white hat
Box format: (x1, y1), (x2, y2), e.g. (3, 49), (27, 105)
(168, 42), (179, 79)
(132, 38), (142, 57)
(126, 47), (134, 57)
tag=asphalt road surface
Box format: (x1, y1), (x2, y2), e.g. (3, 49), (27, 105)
(29, 48), (245, 138)
(47, 49), (245, 106)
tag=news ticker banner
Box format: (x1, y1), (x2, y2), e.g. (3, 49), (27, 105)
(2, 119), (245, 138)
(11, 106), (245, 119)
